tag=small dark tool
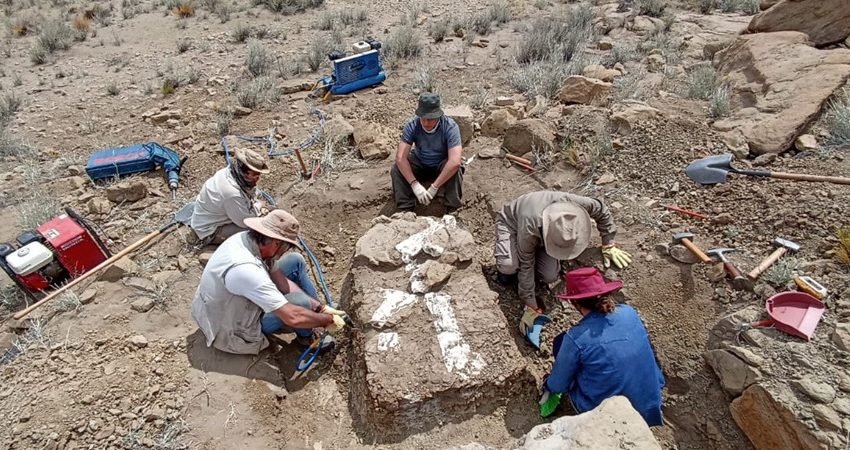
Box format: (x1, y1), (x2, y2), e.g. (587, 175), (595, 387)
(748, 238), (800, 281)
(685, 154), (850, 186)
(293, 315), (354, 374)
(706, 248), (753, 292)
(671, 232), (713, 264)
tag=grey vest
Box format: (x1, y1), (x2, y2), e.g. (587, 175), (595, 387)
(192, 232), (270, 355)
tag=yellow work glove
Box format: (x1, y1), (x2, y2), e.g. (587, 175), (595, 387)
(519, 306), (546, 336)
(602, 245), (632, 269)
(321, 305), (347, 316)
(327, 315), (346, 333)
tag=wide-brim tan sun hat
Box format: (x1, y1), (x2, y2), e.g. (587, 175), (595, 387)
(244, 209), (300, 247)
(541, 202), (592, 260)
(234, 147), (271, 174)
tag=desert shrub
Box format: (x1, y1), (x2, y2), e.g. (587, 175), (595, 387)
(303, 37), (329, 71)
(718, 0), (737, 12)
(740, 0), (759, 14)
(709, 84), (731, 118)
(429, 17), (451, 42)
(172, 0), (195, 17)
(29, 45), (48, 64)
(686, 65), (717, 100)
(412, 64), (438, 93)
(338, 8), (367, 25)
(470, 12), (492, 35)
(235, 75), (278, 108)
(697, 0), (715, 13)
(516, 4), (595, 64)
(232, 23), (251, 42)
(176, 37), (191, 53)
(216, 109), (232, 136)
(11, 16), (36, 36)
(825, 87), (850, 149)
(384, 25), (422, 60)
(836, 226), (850, 267)
(161, 77), (178, 95)
(0, 92), (23, 126)
(255, 0), (323, 14)
(73, 14), (92, 32)
(636, 0), (666, 17)
(246, 40), (270, 77)
(315, 11), (336, 30)
(613, 66), (658, 101)
(36, 19), (74, 53)
(610, 42), (638, 64)
(488, 0), (512, 24)
(510, 54), (588, 99)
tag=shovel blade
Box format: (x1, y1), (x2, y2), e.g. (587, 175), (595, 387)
(685, 154), (735, 185)
(174, 201), (195, 225)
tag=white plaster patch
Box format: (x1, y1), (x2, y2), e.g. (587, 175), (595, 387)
(395, 215), (457, 264)
(424, 291), (486, 380)
(370, 289), (418, 327)
(377, 332), (400, 352)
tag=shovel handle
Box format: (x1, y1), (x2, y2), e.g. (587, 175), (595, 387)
(769, 171), (850, 185)
(747, 247), (787, 280)
(750, 319), (774, 328)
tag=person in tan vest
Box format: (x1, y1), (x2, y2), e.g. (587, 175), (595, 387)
(494, 191), (632, 348)
(192, 209), (346, 358)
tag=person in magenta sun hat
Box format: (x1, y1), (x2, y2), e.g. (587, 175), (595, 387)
(538, 267), (666, 426)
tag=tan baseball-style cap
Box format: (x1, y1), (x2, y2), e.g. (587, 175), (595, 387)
(234, 147), (270, 174)
(541, 202), (592, 260)
(244, 209), (300, 247)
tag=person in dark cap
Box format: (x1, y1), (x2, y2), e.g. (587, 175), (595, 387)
(390, 92), (464, 213)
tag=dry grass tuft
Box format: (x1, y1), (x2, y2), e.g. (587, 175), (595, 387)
(73, 14), (93, 31)
(836, 225), (850, 267)
(173, 0), (195, 17)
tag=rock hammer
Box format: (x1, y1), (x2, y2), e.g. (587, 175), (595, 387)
(671, 232), (713, 263)
(747, 238), (800, 281)
(706, 248), (753, 291)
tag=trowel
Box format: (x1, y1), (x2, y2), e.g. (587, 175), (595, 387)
(525, 314), (551, 349)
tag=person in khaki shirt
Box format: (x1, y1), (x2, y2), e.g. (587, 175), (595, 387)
(494, 191), (632, 348)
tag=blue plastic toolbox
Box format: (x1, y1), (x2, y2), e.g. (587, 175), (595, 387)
(85, 143), (180, 182)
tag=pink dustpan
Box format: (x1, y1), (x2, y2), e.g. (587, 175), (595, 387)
(753, 292), (825, 341)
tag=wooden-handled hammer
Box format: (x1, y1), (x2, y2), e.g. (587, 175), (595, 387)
(707, 248), (753, 291)
(671, 232), (713, 264)
(747, 238), (800, 280)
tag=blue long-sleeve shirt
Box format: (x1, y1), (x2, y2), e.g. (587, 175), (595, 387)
(545, 304), (666, 426)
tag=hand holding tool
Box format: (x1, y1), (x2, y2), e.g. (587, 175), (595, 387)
(747, 238), (800, 280)
(327, 315), (346, 333)
(706, 248), (753, 291)
(671, 232), (712, 264)
(321, 305), (347, 316)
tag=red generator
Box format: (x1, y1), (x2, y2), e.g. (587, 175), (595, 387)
(0, 208), (111, 299)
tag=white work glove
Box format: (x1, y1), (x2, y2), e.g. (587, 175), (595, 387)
(426, 184), (439, 202)
(411, 181), (430, 205)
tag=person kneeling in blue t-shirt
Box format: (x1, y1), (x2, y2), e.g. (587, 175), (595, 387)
(539, 267), (666, 427)
(390, 92), (464, 213)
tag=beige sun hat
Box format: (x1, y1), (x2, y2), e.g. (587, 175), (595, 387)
(541, 202), (592, 260)
(244, 209), (300, 247)
(234, 147), (270, 174)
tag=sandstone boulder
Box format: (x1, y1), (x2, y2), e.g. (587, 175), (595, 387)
(610, 101), (661, 135)
(502, 119), (556, 157)
(760, 0), (780, 9)
(106, 181), (148, 203)
(558, 76), (612, 106)
(731, 384), (822, 450)
(353, 122), (394, 160)
(323, 116), (355, 145)
(582, 64), (620, 82)
(100, 256), (139, 281)
(445, 105), (474, 146)
(748, 0), (850, 47)
(794, 134), (818, 151)
(481, 110), (516, 137)
(714, 32), (850, 154)
(515, 396), (661, 449)
(88, 197), (112, 215)
(630, 15), (662, 35)
(280, 79), (314, 95)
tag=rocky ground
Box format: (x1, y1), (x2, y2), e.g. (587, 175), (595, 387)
(1, 0), (849, 448)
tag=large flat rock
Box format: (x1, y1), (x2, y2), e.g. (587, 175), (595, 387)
(347, 213), (532, 439)
(515, 396), (662, 449)
(714, 32), (850, 155)
(748, 0), (850, 47)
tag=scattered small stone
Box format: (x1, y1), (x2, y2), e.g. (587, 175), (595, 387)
(177, 255), (190, 271)
(670, 244), (699, 264)
(752, 154), (777, 167)
(831, 323), (850, 351)
(494, 96), (514, 106)
(795, 134), (818, 151)
(711, 213), (734, 225)
(654, 242), (670, 255)
(106, 181), (148, 203)
(753, 283), (776, 300)
(321, 246), (336, 256)
(708, 262), (726, 282)
(125, 277), (156, 292)
(130, 298), (156, 313)
(100, 256), (139, 282)
(80, 288), (98, 305)
(839, 372), (850, 392)
(596, 172), (616, 185)
(232, 106), (252, 116)
(198, 251), (214, 267)
(128, 335), (148, 348)
(813, 405), (843, 431)
(477, 147), (502, 159)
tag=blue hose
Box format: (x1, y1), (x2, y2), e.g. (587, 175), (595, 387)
(298, 236), (335, 309)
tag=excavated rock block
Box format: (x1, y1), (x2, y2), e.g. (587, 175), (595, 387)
(106, 181), (148, 203)
(502, 119), (556, 157)
(610, 101), (661, 136)
(731, 384), (822, 450)
(353, 121), (394, 160)
(714, 32), (850, 155)
(348, 214), (533, 439)
(515, 396), (662, 449)
(747, 0), (850, 47)
(445, 105), (474, 146)
(480, 109), (517, 137)
(323, 116), (355, 146)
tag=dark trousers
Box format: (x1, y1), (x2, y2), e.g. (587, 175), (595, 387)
(390, 152), (463, 210)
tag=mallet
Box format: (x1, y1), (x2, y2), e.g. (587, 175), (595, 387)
(747, 238), (800, 281)
(671, 232), (712, 264)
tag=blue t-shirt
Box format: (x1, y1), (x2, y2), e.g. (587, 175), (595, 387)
(545, 304), (666, 426)
(401, 116), (462, 168)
